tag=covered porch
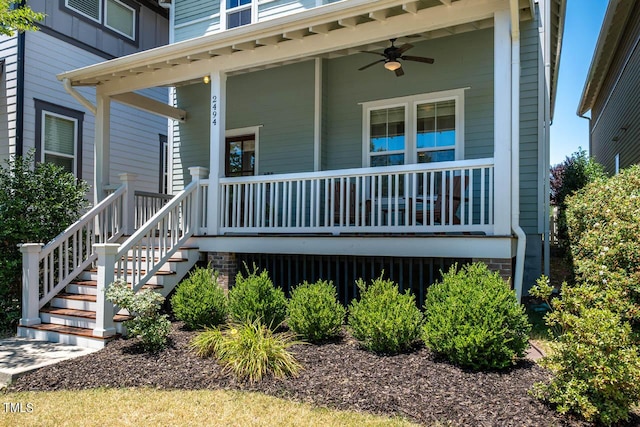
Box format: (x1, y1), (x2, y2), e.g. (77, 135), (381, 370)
(57, 0), (532, 297)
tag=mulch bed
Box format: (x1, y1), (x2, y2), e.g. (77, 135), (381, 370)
(6, 323), (621, 426)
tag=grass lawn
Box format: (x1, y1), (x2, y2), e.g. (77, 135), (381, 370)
(0, 388), (420, 427)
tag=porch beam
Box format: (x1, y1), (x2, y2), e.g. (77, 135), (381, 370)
(111, 92), (187, 122)
(438, 0), (452, 6)
(368, 10), (388, 22)
(96, 0), (507, 96)
(309, 24), (331, 35)
(402, 2), (419, 15)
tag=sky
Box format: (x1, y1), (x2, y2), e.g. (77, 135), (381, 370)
(549, 0), (609, 165)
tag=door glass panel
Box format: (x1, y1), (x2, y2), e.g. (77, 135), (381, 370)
(369, 106), (405, 154)
(226, 136), (255, 177)
(417, 100), (455, 151)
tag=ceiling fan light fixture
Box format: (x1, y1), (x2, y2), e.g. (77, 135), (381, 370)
(384, 60), (402, 71)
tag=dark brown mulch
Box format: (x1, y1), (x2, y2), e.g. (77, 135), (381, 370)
(5, 324), (610, 427)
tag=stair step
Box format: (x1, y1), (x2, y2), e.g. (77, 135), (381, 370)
(40, 307), (131, 322)
(57, 293), (96, 302)
(88, 269), (176, 276)
(20, 323), (120, 340)
(69, 280), (163, 291)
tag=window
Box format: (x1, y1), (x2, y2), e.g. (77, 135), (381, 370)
(159, 134), (168, 193)
(35, 100), (84, 178)
(226, 135), (256, 177)
(226, 0), (253, 29)
(64, 0), (138, 41)
(363, 89), (465, 167)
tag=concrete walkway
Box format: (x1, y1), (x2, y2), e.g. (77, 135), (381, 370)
(0, 337), (98, 387)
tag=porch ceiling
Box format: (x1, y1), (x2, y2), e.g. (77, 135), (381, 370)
(58, 0), (533, 95)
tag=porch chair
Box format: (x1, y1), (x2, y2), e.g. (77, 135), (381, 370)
(410, 175), (469, 225)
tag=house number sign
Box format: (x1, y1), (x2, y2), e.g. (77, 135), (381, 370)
(211, 95), (217, 126)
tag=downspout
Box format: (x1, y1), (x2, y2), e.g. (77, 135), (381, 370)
(510, 0), (526, 302)
(542, 0), (551, 278)
(16, 30), (25, 156)
(62, 78), (97, 115)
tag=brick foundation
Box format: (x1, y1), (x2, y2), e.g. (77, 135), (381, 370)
(473, 258), (513, 286)
(208, 252), (237, 292)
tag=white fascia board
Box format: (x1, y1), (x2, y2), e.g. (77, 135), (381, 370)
(60, 0), (508, 94)
(194, 235), (516, 258)
(95, 0), (508, 96)
(111, 92), (187, 121)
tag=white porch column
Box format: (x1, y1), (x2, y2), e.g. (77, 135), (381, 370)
(119, 173), (137, 235)
(189, 166), (209, 234)
(94, 243), (119, 337)
(493, 9), (512, 236)
(207, 71), (227, 235)
(95, 93), (111, 203)
(19, 243), (43, 326)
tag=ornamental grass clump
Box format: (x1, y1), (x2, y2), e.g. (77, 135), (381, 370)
(348, 275), (423, 354)
(171, 265), (228, 329)
(422, 263), (530, 370)
(287, 279), (345, 342)
(190, 319), (301, 383)
(105, 280), (171, 351)
(228, 266), (287, 328)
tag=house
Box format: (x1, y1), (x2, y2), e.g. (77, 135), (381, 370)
(578, 0), (640, 175)
(18, 0), (566, 348)
(0, 0), (170, 201)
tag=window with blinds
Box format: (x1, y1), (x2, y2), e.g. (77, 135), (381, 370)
(105, 0), (135, 39)
(43, 112), (77, 174)
(66, 0), (101, 22)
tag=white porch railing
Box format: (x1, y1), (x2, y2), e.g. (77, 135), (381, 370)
(219, 159), (494, 234)
(134, 191), (173, 228)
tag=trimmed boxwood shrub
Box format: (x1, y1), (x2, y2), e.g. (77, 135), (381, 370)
(171, 265), (228, 330)
(287, 279), (345, 342)
(348, 275), (423, 354)
(422, 263), (530, 370)
(228, 266), (287, 328)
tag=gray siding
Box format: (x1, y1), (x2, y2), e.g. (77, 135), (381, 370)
(175, 0), (219, 26)
(22, 31), (168, 201)
(0, 36), (17, 163)
(30, 0), (168, 57)
(323, 30), (495, 170)
(591, 1), (640, 174)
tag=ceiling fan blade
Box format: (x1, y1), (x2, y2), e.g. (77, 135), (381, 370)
(395, 67), (405, 77)
(358, 59), (384, 71)
(401, 55), (435, 64)
(360, 51), (386, 56)
(396, 43), (414, 54)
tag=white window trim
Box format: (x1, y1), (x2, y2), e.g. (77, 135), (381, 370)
(226, 125), (262, 175)
(104, 0), (136, 40)
(66, 0), (102, 23)
(222, 0), (258, 30)
(41, 110), (79, 175)
(361, 88), (467, 167)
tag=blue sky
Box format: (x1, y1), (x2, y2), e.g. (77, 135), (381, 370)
(549, 0), (608, 165)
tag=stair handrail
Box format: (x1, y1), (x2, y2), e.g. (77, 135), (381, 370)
(113, 179), (200, 293)
(35, 184), (128, 310)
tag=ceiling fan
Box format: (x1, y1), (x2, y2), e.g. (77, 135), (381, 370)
(358, 38), (434, 77)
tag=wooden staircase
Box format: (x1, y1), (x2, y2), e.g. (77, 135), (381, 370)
(18, 246), (201, 349)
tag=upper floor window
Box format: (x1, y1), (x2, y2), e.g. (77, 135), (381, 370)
(64, 0), (137, 41)
(226, 0), (253, 29)
(362, 89), (465, 167)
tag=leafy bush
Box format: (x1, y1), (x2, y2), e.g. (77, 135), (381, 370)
(287, 280), (345, 342)
(528, 167), (640, 425)
(0, 153), (89, 331)
(228, 266), (287, 328)
(171, 265), (228, 329)
(549, 148), (606, 257)
(422, 263), (530, 370)
(190, 319), (301, 382)
(348, 275), (423, 354)
(106, 280), (171, 351)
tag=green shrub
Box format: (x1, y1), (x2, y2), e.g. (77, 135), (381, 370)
(106, 280), (171, 351)
(422, 263), (530, 370)
(348, 275), (423, 354)
(171, 265), (228, 329)
(287, 280), (345, 342)
(190, 319), (301, 382)
(228, 266), (287, 328)
(0, 153), (89, 330)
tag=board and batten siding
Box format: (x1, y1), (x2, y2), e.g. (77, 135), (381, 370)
(29, 0), (168, 58)
(22, 31), (168, 201)
(0, 35), (18, 163)
(591, 1), (640, 174)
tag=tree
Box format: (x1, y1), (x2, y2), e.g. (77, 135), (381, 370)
(0, 1), (44, 36)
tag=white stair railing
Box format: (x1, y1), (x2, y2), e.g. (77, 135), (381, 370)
(20, 174), (134, 327)
(93, 167), (208, 336)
